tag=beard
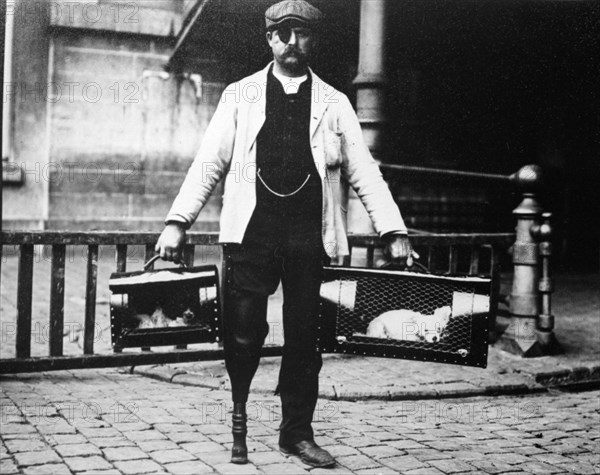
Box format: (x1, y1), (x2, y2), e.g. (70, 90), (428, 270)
(279, 49), (308, 72)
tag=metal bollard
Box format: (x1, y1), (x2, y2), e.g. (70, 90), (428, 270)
(497, 165), (544, 356)
(530, 213), (563, 354)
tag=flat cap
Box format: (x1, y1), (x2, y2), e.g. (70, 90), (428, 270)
(265, 0), (323, 29)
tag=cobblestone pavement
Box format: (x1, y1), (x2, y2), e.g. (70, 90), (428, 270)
(1, 368), (599, 475)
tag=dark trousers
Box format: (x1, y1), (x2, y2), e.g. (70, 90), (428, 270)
(223, 214), (327, 445)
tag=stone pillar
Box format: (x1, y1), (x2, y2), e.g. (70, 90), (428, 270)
(348, 0), (388, 234)
(2, 0), (51, 229)
(3, 0), (14, 161)
(354, 0), (388, 155)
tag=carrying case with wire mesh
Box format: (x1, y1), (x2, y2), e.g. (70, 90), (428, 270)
(318, 266), (493, 367)
(109, 260), (220, 352)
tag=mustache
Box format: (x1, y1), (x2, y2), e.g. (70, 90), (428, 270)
(284, 48), (304, 57)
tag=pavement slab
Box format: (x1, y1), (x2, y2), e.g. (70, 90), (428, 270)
(20, 463), (73, 475)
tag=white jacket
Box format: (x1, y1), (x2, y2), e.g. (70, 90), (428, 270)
(166, 63), (407, 257)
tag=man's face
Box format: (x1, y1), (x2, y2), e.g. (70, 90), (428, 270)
(267, 23), (316, 74)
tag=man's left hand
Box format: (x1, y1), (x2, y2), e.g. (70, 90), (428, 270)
(384, 234), (417, 268)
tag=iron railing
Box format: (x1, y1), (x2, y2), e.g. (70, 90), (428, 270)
(0, 230), (513, 373)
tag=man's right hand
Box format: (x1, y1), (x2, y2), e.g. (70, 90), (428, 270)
(155, 223), (186, 262)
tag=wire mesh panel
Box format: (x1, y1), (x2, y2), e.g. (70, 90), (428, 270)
(318, 267), (493, 367)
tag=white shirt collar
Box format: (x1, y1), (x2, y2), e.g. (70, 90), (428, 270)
(272, 69), (308, 95)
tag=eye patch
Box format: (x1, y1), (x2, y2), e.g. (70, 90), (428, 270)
(277, 25), (292, 43)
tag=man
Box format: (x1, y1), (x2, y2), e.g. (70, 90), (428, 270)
(156, 0), (413, 468)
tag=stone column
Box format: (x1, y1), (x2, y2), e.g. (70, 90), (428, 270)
(348, 0), (389, 235)
(354, 0), (388, 155)
(3, 0), (14, 162)
(2, 0), (51, 229)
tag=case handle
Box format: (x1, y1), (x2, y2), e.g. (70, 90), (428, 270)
(379, 259), (430, 274)
(143, 255), (187, 271)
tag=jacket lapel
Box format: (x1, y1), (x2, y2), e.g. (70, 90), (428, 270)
(246, 64), (270, 152)
(309, 69), (330, 139)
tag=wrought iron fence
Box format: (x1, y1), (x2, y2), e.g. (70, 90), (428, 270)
(0, 231), (512, 373)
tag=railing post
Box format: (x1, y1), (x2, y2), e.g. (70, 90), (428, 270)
(496, 165), (550, 356)
(49, 244), (66, 357)
(84, 245), (99, 355)
(531, 213), (562, 354)
(16, 244), (34, 359)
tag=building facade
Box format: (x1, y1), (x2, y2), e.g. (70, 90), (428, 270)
(3, 0), (599, 270)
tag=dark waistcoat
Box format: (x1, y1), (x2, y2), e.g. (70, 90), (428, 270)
(248, 67), (322, 240)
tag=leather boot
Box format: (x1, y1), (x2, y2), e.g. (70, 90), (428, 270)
(231, 402), (248, 464)
(280, 439), (336, 468)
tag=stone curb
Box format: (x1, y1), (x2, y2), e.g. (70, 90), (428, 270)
(131, 363), (600, 401)
(133, 364), (546, 401)
(535, 365), (600, 386)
